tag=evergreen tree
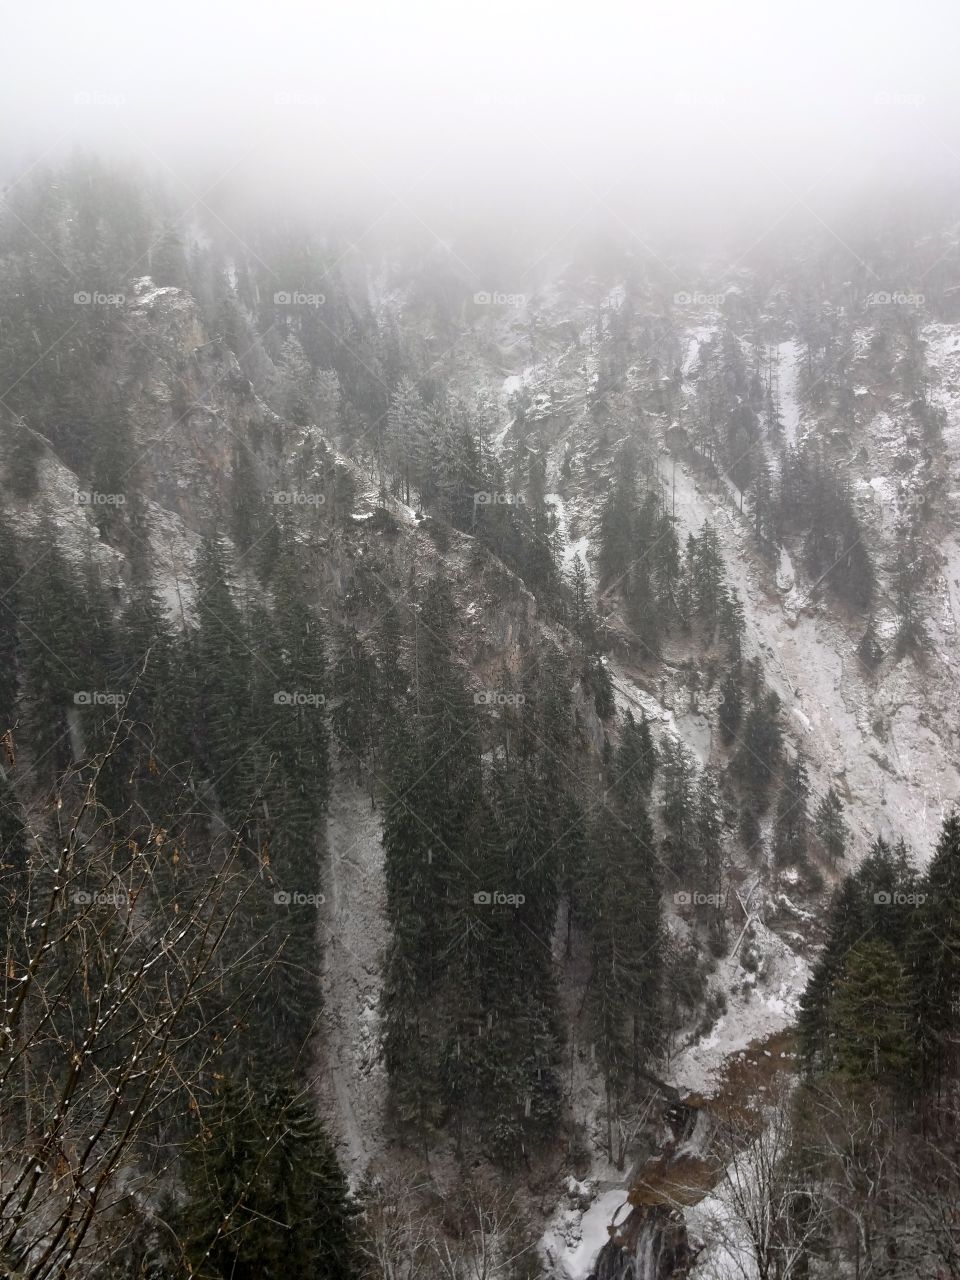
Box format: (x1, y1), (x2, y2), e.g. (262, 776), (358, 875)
(0, 516), (21, 733)
(907, 812), (960, 1093)
(330, 622), (377, 786)
(181, 1077), (357, 1280)
(150, 224), (188, 288)
(585, 802), (662, 1149)
(192, 535), (254, 828)
(660, 736), (699, 880)
(717, 663), (743, 747)
(797, 876), (866, 1071)
(773, 752), (811, 866)
(816, 786), (848, 867)
(830, 940), (911, 1087)
(18, 517), (86, 776)
(612, 708), (657, 809)
(732, 686), (782, 803)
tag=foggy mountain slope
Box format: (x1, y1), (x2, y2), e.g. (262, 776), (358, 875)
(448, 277), (960, 866)
(8, 2), (960, 1274)
(4, 165), (960, 1279)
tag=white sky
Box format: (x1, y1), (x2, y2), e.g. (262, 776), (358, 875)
(2, 0), (959, 241)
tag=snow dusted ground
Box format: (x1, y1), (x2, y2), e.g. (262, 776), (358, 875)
(666, 452), (960, 863)
(686, 1178), (759, 1280)
(546, 492), (592, 582)
(667, 921), (809, 1097)
(607, 661), (713, 766)
(776, 340), (802, 447)
(542, 1187), (631, 1280)
(316, 776), (389, 1183)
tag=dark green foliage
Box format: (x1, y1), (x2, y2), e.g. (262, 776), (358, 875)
(732, 682), (782, 804)
(856, 617), (883, 670)
(798, 829), (931, 1087)
(773, 752), (811, 866)
(2, 418), (43, 499)
(181, 1077), (357, 1280)
(717, 663), (743, 746)
(777, 444), (874, 611)
(894, 535), (929, 655)
(660, 736), (699, 880)
(829, 940), (911, 1085)
(907, 813), (960, 1093)
(696, 768), (726, 939)
(192, 536), (254, 828)
(17, 517), (90, 777)
(150, 224), (188, 289)
(380, 578), (577, 1161)
(330, 623), (377, 784)
(612, 708), (658, 809)
(0, 516), (21, 733)
(815, 785), (847, 866)
(584, 801), (663, 1100)
(689, 522), (727, 629)
(586, 656), (615, 721)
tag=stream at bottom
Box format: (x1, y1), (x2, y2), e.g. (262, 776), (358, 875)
(585, 1031), (794, 1280)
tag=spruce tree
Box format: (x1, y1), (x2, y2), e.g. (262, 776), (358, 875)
(773, 751), (811, 867)
(0, 516), (21, 733)
(907, 812), (960, 1094)
(18, 517), (85, 776)
(830, 940), (911, 1087)
(660, 736), (699, 880)
(181, 1077), (357, 1280)
(816, 786), (848, 867)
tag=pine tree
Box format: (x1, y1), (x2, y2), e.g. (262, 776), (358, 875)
(797, 877), (863, 1070)
(150, 224), (188, 289)
(816, 786), (848, 867)
(381, 576), (481, 1147)
(181, 1077), (357, 1280)
(386, 377), (427, 504)
(907, 813), (960, 1094)
(570, 554), (592, 647)
(773, 752), (811, 866)
(192, 535), (255, 828)
(330, 622), (377, 786)
(2, 416), (43, 498)
(587, 657), (615, 721)
(18, 517), (86, 776)
(612, 708), (658, 809)
(0, 516), (21, 734)
(830, 940), (911, 1087)
(660, 736), (699, 880)
(733, 687), (782, 803)
(113, 575), (197, 829)
(717, 663), (743, 746)
(691, 521), (727, 629)
(856, 617), (883, 670)
(584, 802), (662, 1151)
(597, 440), (639, 587)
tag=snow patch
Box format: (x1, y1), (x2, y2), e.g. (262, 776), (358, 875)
(542, 1189), (630, 1280)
